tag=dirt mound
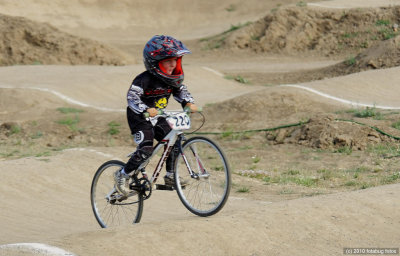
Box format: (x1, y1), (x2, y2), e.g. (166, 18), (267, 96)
(224, 6), (400, 57)
(201, 88), (398, 151)
(246, 35), (400, 85)
(0, 14), (132, 66)
(312, 34), (400, 78)
(266, 115), (394, 150)
(202, 87), (340, 131)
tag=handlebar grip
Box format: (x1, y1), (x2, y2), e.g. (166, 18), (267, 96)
(143, 109), (164, 118)
(184, 106), (203, 113)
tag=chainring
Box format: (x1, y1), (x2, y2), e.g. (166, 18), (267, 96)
(138, 177), (152, 200)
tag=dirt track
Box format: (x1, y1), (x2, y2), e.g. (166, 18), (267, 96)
(1, 0), (400, 255)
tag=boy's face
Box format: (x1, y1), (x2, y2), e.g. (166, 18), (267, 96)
(160, 57), (177, 75)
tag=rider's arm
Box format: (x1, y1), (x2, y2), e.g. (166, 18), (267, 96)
(127, 84), (150, 114)
(173, 84), (195, 108)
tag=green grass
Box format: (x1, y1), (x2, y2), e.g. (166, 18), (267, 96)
(381, 172), (400, 184)
(35, 151), (51, 157)
(345, 56), (356, 66)
(252, 156), (261, 164)
(379, 28), (399, 40)
(108, 121), (121, 135)
(10, 125), (21, 135)
(344, 180), (357, 186)
(237, 187), (250, 193)
(285, 170), (300, 175)
(392, 121), (400, 130)
(367, 143), (400, 158)
(353, 106), (380, 118)
(225, 75), (250, 84)
(375, 20), (390, 26)
(296, 1), (307, 7)
(334, 146), (353, 155)
(57, 107), (84, 114)
(57, 115), (80, 131)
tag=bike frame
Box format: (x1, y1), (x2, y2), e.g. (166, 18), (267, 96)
(129, 113), (199, 185)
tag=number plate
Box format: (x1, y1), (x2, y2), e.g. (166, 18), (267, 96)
(167, 113), (191, 130)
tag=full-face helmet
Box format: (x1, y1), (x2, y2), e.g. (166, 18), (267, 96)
(143, 35), (191, 88)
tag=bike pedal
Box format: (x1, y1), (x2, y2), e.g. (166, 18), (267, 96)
(156, 184), (174, 191)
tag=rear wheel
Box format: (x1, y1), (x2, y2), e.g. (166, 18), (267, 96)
(174, 136), (231, 217)
(91, 160), (143, 228)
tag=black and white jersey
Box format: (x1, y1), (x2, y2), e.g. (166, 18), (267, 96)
(127, 71), (194, 114)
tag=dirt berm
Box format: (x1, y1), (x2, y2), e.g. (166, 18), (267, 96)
(0, 13), (132, 66)
(226, 6), (400, 57)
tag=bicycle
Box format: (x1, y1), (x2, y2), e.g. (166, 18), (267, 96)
(90, 110), (231, 228)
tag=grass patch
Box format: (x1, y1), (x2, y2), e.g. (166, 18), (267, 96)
(367, 143), (400, 157)
(57, 107), (84, 114)
(296, 1), (307, 7)
(375, 20), (390, 26)
(237, 187), (250, 193)
(344, 180), (357, 186)
(35, 151), (51, 157)
(221, 129), (253, 141)
(353, 106), (381, 118)
(225, 75), (250, 84)
(345, 56), (356, 66)
(108, 121), (121, 135)
(381, 172), (400, 184)
(334, 146), (353, 155)
(57, 115), (80, 131)
(391, 121), (400, 130)
(252, 156), (261, 164)
(10, 125), (21, 135)
(379, 27), (399, 40)
(342, 32), (359, 39)
(285, 170), (300, 175)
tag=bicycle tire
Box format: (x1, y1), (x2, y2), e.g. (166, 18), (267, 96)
(174, 136), (231, 217)
(91, 160), (143, 228)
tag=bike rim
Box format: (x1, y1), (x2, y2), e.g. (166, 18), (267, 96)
(91, 162), (143, 227)
(175, 138), (230, 216)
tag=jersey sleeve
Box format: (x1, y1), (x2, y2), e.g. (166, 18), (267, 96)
(173, 85), (194, 108)
(127, 84), (149, 114)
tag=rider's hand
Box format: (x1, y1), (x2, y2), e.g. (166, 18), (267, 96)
(146, 108), (158, 117)
(185, 103), (198, 113)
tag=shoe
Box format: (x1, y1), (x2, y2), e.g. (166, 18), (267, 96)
(164, 173), (188, 187)
(114, 169), (130, 195)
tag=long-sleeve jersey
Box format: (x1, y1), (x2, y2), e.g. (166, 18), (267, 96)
(127, 71), (194, 114)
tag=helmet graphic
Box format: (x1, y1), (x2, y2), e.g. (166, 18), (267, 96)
(143, 35), (191, 88)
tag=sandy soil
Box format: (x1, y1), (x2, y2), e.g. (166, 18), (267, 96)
(1, 0), (400, 255)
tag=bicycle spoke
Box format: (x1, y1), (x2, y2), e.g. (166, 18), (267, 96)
(175, 137), (231, 216)
(91, 160), (143, 228)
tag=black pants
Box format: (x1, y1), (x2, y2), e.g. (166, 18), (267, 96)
(125, 107), (177, 174)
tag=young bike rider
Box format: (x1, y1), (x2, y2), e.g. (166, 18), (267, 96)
(114, 35), (198, 195)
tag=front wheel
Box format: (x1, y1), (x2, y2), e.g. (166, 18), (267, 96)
(174, 136), (231, 217)
(91, 160), (143, 228)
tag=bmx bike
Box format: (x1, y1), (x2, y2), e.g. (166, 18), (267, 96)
(90, 110), (231, 228)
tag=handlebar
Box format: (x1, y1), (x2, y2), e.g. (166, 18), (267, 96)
(143, 107), (202, 118)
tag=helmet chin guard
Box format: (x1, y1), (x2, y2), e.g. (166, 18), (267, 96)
(143, 35), (191, 88)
